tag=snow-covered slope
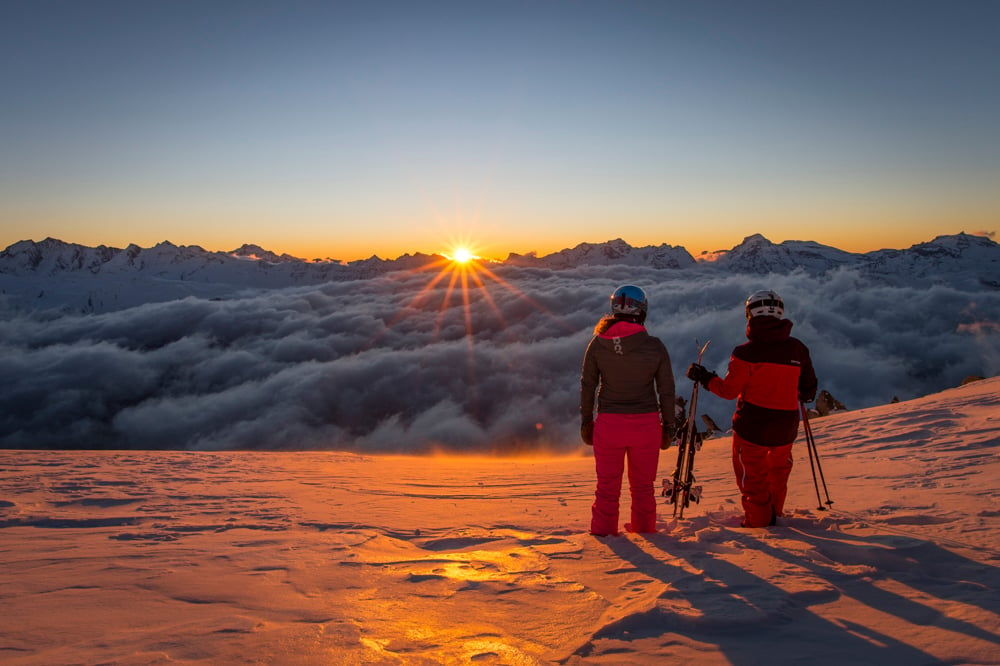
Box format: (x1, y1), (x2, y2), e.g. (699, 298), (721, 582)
(0, 377), (996, 664)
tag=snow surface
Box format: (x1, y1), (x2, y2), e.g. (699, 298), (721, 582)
(2, 376), (997, 664)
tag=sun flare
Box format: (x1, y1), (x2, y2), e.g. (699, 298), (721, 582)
(359, 231), (562, 399)
(449, 247), (477, 264)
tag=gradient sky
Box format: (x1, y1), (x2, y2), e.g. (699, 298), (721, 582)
(2, 1), (998, 261)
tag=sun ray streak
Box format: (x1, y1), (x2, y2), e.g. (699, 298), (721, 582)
(468, 269), (507, 328)
(473, 262), (578, 334)
(408, 264), (455, 310)
(460, 265), (480, 416)
(358, 257), (455, 352)
(461, 266), (474, 341)
(433, 266), (463, 341)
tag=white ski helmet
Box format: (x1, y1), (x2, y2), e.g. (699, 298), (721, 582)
(745, 289), (784, 319)
(610, 284), (648, 321)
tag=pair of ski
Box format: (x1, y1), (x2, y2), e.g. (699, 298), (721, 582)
(661, 340), (710, 518)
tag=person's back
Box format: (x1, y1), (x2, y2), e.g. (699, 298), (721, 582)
(581, 319), (672, 418)
(711, 314), (815, 446)
(687, 289), (816, 527)
(580, 285), (674, 536)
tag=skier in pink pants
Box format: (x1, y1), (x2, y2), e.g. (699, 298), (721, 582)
(581, 285), (675, 536)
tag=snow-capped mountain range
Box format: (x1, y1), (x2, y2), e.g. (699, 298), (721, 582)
(1, 232), (997, 314)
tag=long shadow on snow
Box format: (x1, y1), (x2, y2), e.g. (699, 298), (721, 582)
(568, 532), (941, 666)
(740, 524), (1000, 646)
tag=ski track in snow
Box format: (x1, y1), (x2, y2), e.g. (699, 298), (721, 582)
(0, 377), (998, 664)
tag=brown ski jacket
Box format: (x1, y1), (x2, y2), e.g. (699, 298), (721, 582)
(580, 320), (675, 429)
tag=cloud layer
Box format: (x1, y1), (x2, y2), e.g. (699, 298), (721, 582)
(2, 263), (998, 452)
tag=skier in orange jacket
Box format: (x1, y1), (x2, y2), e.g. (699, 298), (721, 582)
(687, 290), (817, 527)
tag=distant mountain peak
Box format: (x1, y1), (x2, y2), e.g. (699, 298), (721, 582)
(738, 233), (772, 245)
(709, 234), (855, 275)
(229, 244), (292, 263)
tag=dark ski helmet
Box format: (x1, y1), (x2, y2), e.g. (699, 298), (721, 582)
(611, 285), (648, 322)
(745, 289), (784, 319)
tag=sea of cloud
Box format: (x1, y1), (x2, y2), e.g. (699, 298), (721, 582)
(2, 263), (998, 451)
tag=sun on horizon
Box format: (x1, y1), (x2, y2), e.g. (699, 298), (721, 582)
(446, 246), (478, 265)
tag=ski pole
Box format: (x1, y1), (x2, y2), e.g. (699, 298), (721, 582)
(802, 408), (824, 511)
(800, 402), (833, 509)
(804, 405), (833, 508)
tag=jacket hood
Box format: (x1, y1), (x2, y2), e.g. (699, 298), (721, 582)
(746, 316), (793, 342)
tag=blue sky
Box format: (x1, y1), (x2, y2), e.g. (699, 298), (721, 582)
(1, 0), (998, 260)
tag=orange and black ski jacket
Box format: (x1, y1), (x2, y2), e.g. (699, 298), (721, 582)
(707, 316), (817, 446)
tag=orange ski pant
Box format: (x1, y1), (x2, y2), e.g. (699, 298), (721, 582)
(591, 412), (661, 535)
(732, 432), (794, 527)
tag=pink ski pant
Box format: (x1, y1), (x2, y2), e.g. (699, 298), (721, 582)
(591, 412), (661, 535)
(732, 432), (794, 527)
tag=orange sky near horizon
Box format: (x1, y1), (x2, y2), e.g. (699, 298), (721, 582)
(3, 207), (988, 263)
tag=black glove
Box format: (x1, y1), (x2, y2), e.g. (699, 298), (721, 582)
(660, 423), (674, 449)
(581, 422), (594, 446)
(686, 363), (717, 389)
